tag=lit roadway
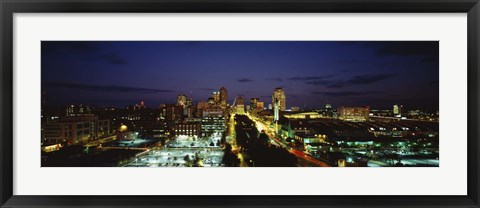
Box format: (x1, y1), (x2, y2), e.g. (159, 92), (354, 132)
(228, 114), (249, 167)
(246, 114), (330, 167)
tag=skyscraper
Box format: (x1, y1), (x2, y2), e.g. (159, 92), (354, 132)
(273, 98), (280, 122)
(177, 94), (187, 107)
(213, 91), (220, 105)
(272, 88), (286, 111)
(393, 104), (403, 117)
(220, 87), (228, 109)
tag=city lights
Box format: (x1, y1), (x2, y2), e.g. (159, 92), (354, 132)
(41, 41), (439, 168)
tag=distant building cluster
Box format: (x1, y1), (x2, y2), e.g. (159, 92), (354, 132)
(41, 85), (439, 168)
(42, 105), (110, 149)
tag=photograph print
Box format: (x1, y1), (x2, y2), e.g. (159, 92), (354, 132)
(41, 41), (439, 167)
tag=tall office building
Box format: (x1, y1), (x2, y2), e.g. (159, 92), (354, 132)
(213, 91), (220, 105)
(160, 104), (184, 123)
(272, 88), (286, 111)
(219, 87), (228, 109)
(273, 98), (280, 122)
(177, 94), (188, 107)
(393, 104), (403, 116)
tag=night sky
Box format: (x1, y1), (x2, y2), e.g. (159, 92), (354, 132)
(41, 41), (439, 110)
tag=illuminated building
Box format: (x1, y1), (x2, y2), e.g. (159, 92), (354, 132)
(284, 112), (321, 119)
(213, 91), (220, 105)
(272, 87), (286, 111)
(338, 106), (370, 121)
(273, 98), (280, 133)
(201, 113), (226, 137)
(281, 119), (311, 138)
(294, 133), (326, 144)
(185, 105), (197, 118)
(291, 106), (300, 112)
(234, 96), (245, 115)
(136, 120), (168, 138)
(42, 116), (110, 146)
(208, 97), (215, 105)
(66, 104), (93, 117)
(273, 98), (280, 122)
(160, 104), (183, 123)
(323, 104), (334, 118)
(196, 101), (209, 117)
(393, 104), (403, 117)
(220, 87), (228, 109)
(202, 108), (223, 117)
(249, 98), (265, 116)
(133, 101), (146, 110)
(186, 98), (192, 107)
(268, 104), (272, 110)
(250, 98), (259, 111)
(256, 101), (264, 109)
(173, 122), (201, 136)
(177, 94), (187, 107)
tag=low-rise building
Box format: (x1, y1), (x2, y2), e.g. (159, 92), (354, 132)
(42, 116), (110, 146)
(173, 122), (201, 136)
(338, 106), (370, 121)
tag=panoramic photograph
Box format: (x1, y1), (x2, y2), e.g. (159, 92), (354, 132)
(41, 41), (439, 167)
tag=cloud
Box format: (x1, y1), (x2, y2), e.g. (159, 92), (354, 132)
(266, 78), (283, 82)
(326, 73), (395, 88)
(305, 80), (335, 86)
(336, 59), (363, 64)
(94, 53), (128, 65)
(289, 76), (331, 81)
(237, 78), (253, 83)
(288, 75), (336, 86)
(289, 74), (394, 88)
(43, 82), (173, 94)
(312, 91), (383, 97)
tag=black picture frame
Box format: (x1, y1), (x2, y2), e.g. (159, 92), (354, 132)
(1, 0), (479, 207)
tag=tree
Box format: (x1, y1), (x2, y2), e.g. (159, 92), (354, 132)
(184, 154), (193, 167)
(222, 144), (240, 167)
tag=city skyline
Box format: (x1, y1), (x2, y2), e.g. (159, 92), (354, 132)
(41, 41), (439, 110)
(41, 41), (439, 168)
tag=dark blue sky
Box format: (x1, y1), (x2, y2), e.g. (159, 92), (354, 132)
(41, 41), (439, 110)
